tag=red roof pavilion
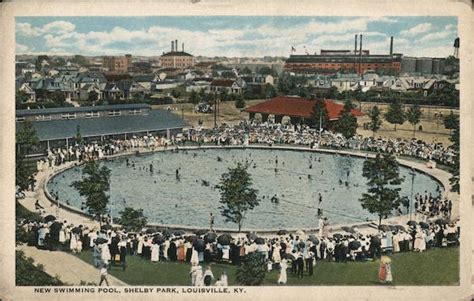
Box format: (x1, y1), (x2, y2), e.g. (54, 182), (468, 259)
(244, 96), (364, 121)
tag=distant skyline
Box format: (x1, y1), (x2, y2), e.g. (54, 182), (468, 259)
(16, 16), (458, 58)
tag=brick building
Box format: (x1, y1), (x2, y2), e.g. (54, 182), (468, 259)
(102, 55), (131, 73)
(285, 35), (402, 75)
(160, 40), (195, 69)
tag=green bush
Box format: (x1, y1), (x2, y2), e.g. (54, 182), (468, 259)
(16, 250), (64, 286)
(236, 252), (267, 285)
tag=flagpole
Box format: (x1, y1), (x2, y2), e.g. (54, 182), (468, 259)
(319, 109), (322, 134)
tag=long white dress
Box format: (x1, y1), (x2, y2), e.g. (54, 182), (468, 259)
(414, 231), (424, 251)
(190, 265), (199, 286)
(278, 259), (288, 284)
(101, 244), (111, 264)
(392, 233), (400, 253)
(137, 236), (144, 255)
(190, 248), (199, 265)
(88, 232), (97, 248)
(195, 267), (204, 286)
(272, 245), (281, 263)
(222, 246), (230, 260)
(151, 243), (160, 262)
(163, 240), (170, 260)
(70, 234), (78, 251)
(59, 227), (66, 243)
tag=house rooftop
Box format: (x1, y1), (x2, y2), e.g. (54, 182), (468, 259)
(16, 109), (188, 141)
(245, 96), (364, 121)
(16, 104), (151, 117)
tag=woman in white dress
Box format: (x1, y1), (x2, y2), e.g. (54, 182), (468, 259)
(163, 240), (170, 260)
(215, 271), (228, 286)
(151, 243), (160, 262)
(414, 228), (424, 251)
(222, 245), (230, 261)
(189, 262), (199, 286)
(419, 230), (427, 252)
(278, 259), (288, 284)
(137, 234), (144, 255)
(190, 248), (199, 265)
(59, 226), (66, 244)
(70, 233), (78, 252)
(101, 243), (111, 264)
(392, 232), (400, 253)
(195, 266), (204, 286)
(272, 244), (281, 264)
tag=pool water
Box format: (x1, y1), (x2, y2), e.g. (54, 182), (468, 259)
(47, 148), (442, 230)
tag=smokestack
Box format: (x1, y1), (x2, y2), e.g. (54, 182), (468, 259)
(175, 40), (178, 52)
(354, 34), (358, 71)
(390, 36), (393, 56)
(359, 34), (363, 74)
(182, 42), (184, 52)
(171, 41), (174, 52)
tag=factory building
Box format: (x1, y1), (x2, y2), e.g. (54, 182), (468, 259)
(160, 40), (195, 69)
(285, 35), (402, 75)
(401, 57), (447, 75)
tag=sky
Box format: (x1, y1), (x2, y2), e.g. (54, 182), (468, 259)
(15, 16), (458, 57)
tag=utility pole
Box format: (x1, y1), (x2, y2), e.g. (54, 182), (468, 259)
(319, 109), (322, 134)
(214, 95), (217, 128)
(409, 168), (416, 221)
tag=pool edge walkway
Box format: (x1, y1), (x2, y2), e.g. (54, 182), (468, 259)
(18, 244), (128, 286)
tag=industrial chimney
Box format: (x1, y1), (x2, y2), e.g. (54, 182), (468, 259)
(354, 34), (358, 71)
(359, 34), (363, 74)
(390, 36), (393, 56)
(175, 39), (178, 52)
(171, 41), (174, 52)
(182, 42), (184, 52)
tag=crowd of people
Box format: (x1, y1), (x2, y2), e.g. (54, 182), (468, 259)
(37, 120), (455, 174)
(415, 192), (453, 219)
(20, 119), (459, 286)
(186, 121), (456, 167)
(18, 213), (460, 285)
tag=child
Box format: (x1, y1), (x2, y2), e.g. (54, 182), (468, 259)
(99, 264), (109, 286)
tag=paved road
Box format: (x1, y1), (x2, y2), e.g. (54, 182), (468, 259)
(18, 245), (127, 286)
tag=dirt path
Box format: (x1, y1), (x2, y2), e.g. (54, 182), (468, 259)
(18, 245), (127, 286)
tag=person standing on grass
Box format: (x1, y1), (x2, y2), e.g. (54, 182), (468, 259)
(119, 237), (127, 271)
(93, 242), (102, 267)
(190, 262), (199, 286)
(99, 264), (109, 286)
(278, 259), (288, 285)
(203, 266), (214, 286)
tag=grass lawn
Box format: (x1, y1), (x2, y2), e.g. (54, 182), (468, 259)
(75, 247), (459, 286)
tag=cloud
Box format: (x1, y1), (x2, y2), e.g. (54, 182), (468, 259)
(15, 17), (456, 57)
(16, 43), (29, 53)
(445, 24), (456, 31)
(420, 31), (453, 42)
(42, 21), (76, 34)
(400, 23), (432, 37)
(16, 20), (76, 37)
(16, 22), (42, 37)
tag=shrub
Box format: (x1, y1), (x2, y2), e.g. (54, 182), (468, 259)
(236, 252), (266, 285)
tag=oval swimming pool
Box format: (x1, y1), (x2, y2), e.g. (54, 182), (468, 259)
(47, 147), (442, 231)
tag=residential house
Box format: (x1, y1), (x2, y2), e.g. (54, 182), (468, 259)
(17, 83), (36, 102)
(186, 77), (213, 93)
(79, 83), (102, 101)
(101, 80), (147, 100)
(152, 79), (180, 91)
(208, 79), (244, 94)
(132, 74), (156, 91)
(331, 74), (360, 92)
